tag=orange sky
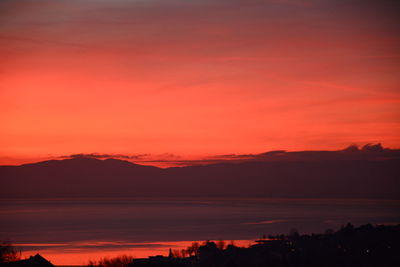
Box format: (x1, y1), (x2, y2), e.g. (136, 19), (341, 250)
(1, 0), (399, 165)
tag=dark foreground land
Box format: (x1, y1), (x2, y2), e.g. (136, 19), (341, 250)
(1, 224), (399, 267)
(129, 224), (399, 267)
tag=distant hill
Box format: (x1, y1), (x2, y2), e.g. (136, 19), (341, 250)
(1, 149), (399, 199)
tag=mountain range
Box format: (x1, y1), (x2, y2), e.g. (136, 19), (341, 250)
(1, 146), (399, 199)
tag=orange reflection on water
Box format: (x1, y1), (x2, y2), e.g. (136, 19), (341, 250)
(19, 240), (255, 266)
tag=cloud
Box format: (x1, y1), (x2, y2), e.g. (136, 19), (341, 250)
(244, 219), (286, 225)
(62, 153), (149, 160)
(13, 241), (172, 252)
(0, 35), (89, 49)
(361, 143), (385, 152)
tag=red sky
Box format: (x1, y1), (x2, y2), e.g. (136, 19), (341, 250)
(1, 0), (399, 165)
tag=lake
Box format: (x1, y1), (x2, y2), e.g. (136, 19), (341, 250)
(1, 198), (399, 265)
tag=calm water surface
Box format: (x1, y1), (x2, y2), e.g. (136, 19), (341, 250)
(1, 198), (399, 265)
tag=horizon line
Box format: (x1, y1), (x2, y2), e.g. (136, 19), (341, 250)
(2, 143), (399, 168)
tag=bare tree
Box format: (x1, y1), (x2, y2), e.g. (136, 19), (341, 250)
(188, 242), (200, 257)
(216, 240), (226, 250)
(87, 255), (134, 267)
(0, 240), (21, 263)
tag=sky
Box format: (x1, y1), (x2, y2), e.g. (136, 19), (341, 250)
(1, 0), (400, 165)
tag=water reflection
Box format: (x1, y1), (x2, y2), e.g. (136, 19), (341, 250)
(2, 198), (399, 265)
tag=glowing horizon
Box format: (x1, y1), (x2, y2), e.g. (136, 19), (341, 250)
(17, 240), (255, 265)
(1, 142), (397, 168)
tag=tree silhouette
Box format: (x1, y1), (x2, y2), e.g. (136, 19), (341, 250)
(0, 240), (20, 263)
(216, 240), (226, 250)
(185, 242), (200, 257)
(88, 255), (134, 267)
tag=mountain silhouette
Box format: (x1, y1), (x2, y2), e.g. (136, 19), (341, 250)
(1, 153), (399, 199)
